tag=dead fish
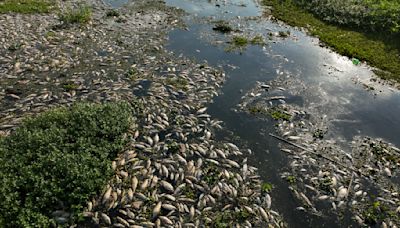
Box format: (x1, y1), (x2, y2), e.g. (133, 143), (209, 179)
(259, 207), (269, 222)
(154, 134), (159, 144)
(153, 201), (162, 218)
(132, 177), (138, 193)
(141, 179), (149, 190)
(300, 192), (312, 207)
(100, 213), (111, 225)
(337, 188), (348, 200)
(265, 194), (272, 209)
(102, 187), (112, 204)
(161, 180), (174, 192)
(197, 107), (207, 114)
(384, 167), (392, 177)
(162, 203), (177, 211)
(318, 195), (329, 200)
(159, 216), (173, 225)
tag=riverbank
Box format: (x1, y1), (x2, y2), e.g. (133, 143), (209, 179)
(0, 0), (285, 226)
(262, 0), (400, 84)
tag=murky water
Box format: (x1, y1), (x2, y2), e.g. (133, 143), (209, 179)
(103, 0), (129, 8)
(164, 0), (400, 227)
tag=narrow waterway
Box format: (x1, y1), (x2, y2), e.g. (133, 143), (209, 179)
(163, 0), (400, 227)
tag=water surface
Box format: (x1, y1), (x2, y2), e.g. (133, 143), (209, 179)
(165, 0), (400, 227)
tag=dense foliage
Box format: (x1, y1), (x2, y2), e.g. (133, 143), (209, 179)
(293, 0), (400, 33)
(0, 102), (133, 227)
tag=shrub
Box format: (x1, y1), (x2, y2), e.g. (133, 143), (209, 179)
(0, 102), (134, 227)
(59, 6), (92, 24)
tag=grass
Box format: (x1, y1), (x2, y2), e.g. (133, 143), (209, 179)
(59, 6), (92, 24)
(0, 102), (134, 227)
(262, 0), (400, 82)
(0, 0), (54, 14)
(232, 36), (249, 47)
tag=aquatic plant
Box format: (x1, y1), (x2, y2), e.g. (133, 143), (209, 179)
(59, 5), (92, 24)
(250, 35), (265, 45)
(286, 175), (296, 184)
(262, 182), (274, 193)
(232, 36), (249, 47)
(269, 109), (291, 121)
(212, 20), (234, 33)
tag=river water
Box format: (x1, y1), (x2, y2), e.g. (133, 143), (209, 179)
(162, 0), (400, 227)
(103, 0), (400, 226)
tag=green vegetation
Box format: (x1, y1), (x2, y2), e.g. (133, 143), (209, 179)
(262, 0), (400, 82)
(8, 42), (23, 52)
(62, 82), (79, 91)
(212, 209), (252, 227)
(318, 175), (333, 193)
(232, 36), (249, 47)
(286, 175), (296, 184)
(369, 141), (400, 163)
(166, 77), (189, 91)
(250, 35), (265, 45)
(45, 30), (56, 38)
(127, 67), (139, 79)
(59, 6), (92, 24)
(269, 109), (291, 121)
(212, 20), (233, 33)
(106, 9), (119, 17)
(248, 106), (291, 121)
(182, 185), (196, 199)
(248, 105), (267, 115)
(0, 0), (54, 14)
(227, 34), (266, 52)
(0, 102), (134, 227)
(363, 200), (398, 225)
(313, 129), (325, 139)
(261, 182), (274, 193)
(203, 165), (219, 186)
(293, 0), (400, 33)
(278, 31), (290, 38)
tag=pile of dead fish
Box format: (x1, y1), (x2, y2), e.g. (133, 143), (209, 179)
(80, 45), (284, 226)
(1, 0), (286, 226)
(83, 97), (284, 227)
(238, 78), (400, 226)
(0, 0), (181, 135)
